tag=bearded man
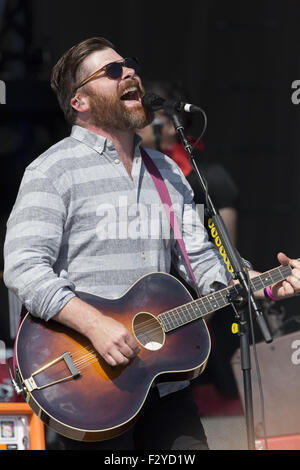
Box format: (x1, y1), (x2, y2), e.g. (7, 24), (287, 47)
(4, 37), (300, 451)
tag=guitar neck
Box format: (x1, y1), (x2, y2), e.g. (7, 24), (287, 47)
(159, 263), (293, 333)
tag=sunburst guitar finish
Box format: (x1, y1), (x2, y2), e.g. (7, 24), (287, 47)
(15, 264), (293, 441)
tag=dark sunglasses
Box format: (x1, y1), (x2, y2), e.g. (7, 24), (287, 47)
(74, 57), (140, 93)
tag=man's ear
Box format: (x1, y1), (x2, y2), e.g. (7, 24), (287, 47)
(70, 95), (88, 112)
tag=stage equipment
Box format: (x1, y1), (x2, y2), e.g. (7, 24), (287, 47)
(232, 330), (300, 442)
(255, 434), (300, 451)
(143, 92), (273, 450)
(0, 403), (45, 450)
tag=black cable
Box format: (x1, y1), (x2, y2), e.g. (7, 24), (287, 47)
(189, 108), (210, 210)
(246, 271), (268, 450)
(190, 107), (208, 156)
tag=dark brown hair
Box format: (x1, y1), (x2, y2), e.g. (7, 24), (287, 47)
(50, 37), (115, 124)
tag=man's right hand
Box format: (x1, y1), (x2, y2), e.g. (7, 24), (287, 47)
(87, 313), (140, 367)
(53, 297), (140, 367)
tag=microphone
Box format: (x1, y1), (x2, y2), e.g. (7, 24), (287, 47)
(142, 92), (203, 114)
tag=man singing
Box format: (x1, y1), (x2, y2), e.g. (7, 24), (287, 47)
(4, 37), (300, 450)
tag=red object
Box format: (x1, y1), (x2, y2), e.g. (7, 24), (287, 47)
(163, 139), (204, 176)
(255, 434), (300, 450)
(192, 383), (243, 416)
(0, 362), (24, 403)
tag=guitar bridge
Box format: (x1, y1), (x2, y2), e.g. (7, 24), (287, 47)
(23, 352), (80, 392)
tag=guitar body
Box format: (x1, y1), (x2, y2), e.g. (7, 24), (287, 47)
(15, 272), (211, 441)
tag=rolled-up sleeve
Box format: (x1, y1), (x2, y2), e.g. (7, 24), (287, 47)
(3, 167), (76, 321)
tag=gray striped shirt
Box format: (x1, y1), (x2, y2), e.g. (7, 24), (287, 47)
(4, 125), (232, 321)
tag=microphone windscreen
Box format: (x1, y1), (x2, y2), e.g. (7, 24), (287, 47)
(142, 93), (165, 111)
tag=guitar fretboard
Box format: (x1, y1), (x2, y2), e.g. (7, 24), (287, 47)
(158, 263), (292, 333)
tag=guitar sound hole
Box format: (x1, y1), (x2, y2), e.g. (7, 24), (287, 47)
(132, 312), (165, 351)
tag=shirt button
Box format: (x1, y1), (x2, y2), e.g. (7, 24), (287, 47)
(141, 252), (146, 260)
(114, 159), (120, 164)
(107, 140), (114, 150)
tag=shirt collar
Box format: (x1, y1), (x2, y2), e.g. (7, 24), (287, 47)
(71, 125), (106, 154)
(71, 125), (143, 154)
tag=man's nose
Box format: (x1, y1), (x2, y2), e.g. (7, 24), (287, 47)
(121, 65), (136, 80)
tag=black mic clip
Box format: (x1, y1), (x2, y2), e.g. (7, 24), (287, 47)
(142, 93), (203, 115)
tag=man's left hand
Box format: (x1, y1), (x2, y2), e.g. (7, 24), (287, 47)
(270, 252), (300, 299)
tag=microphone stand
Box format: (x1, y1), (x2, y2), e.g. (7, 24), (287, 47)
(152, 117), (164, 152)
(169, 111), (272, 450)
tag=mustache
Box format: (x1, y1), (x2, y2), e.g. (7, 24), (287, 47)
(118, 78), (145, 99)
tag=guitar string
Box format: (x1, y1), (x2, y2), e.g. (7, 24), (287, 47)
(71, 325), (165, 368)
(38, 267), (293, 377)
(71, 349), (95, 362)
(164, 267), (290, 319)
(135, 268), (286, 330)
(74, 354), (97, 368)
(160, 266), (291, 325)
(70, 284), (282, 368)
(71, 296), (282, 370)
(70, 325), (165, 368)
(69, 323), (165, 368)
(69, 291), (269, 368)
(82, 267), (290, 344)
(74, 267), (289, 353)
(70, 311), (210, 369)
(71, 346), (94, 357)
(69, 266), (291, 368)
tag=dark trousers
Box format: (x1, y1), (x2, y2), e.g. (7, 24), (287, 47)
(46, 385), (209, 450)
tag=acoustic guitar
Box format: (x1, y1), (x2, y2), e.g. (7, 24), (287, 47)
(13, 264), (291, 441)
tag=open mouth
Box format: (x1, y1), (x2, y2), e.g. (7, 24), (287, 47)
(120, 86), (141, 103)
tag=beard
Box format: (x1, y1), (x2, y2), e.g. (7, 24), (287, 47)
(86, 79), (154, 131)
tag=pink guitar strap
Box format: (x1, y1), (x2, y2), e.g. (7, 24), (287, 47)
(140, 147), (200, 298)
(12, 305), (26, 378)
